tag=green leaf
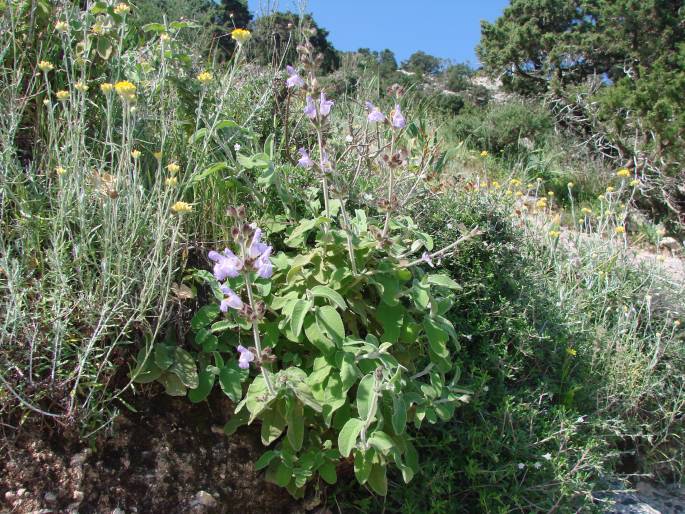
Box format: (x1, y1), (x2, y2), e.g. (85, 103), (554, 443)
(189, 161), (230, 183)
(142, 22), (166, 33)
(290, 299), (312, 338)
(169, 348), (199, 388)
(338, 418), (364, 458)
(338, 351), (358, 392)
(310, 285), (347, 310)
(223, 409), (249, 435)
(261, 403), (286, 445)
(368, 431), (394, 455)
(96, 36), (112, 60)
(274, 462), (292, 487)
(130, 348), (162, 383)
(255, 451), (278, 471)
(159, 372), (187, 396)
(219, 363), (244, 402)
(188, 368), (215, 403)
(375, 274), (400, 306)
(367, 463), (388, 495)
(354, 448), (374, 484)
(191, 305), (220, 331)
(356, 373), (375, 420)
(376, 302), (404, 343)
(285, 218), (317, 247)
(392, 395), (407, 434)
(427, 274), (461, 289)
(286, 399), (304, 451)
(424, 318), (450, 359)
(154, 344), (174, 370)
(304, 316), (335, 354)
(319, 461), (337, 485)
(316, 306), (345, 343)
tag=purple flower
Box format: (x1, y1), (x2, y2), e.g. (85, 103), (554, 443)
(286, 65), (305, 89)
(321, 151), (333, 174)
(421, 251), (434, 267)
(236, 345), (255, 369)
(365, 101), (386, 123)
(297, 148), (314, 168)
(248, 228), (274, 278)
(209, 248), (243, 281)
(220, 284), (244, 312)
(304, 95), (316, 119)
(392, 104), (406, 129)
(255, 247), (273, 279)
(319, 91), (334, 117)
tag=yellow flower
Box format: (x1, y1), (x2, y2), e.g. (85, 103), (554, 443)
(578, 218), (584, 224)
(675, 320), (681, 327)
(231, 28), (252, 44)
(56, 90), (70, 101)
(536, 198), (547, 209)
(197, 71), (213, 84)
(166, 162), (180, 174)
(171, 201), (192, 214)
(510, 178), (522, 187)
(615, 226), (626, 234)
(165, 176), (178, 187)
(549, 230), (561, 238)
(566, 348), (577, 357)
(154, 151), (162, 160)
(160, 33), (171, 42)
(113, 2), (131, 15)
(114, 80), (136, 102)
(547, 191), (554, 197)
(55, 165), (66, 176)
(581, 207), (592, 215)
(491, 181), (500, 188)
(616, 168), (630, 178)
(74, 81), (88, 92)
(55, 21), (69, 32)
(100, 82), (114, 93)
(515, 191), (523, 197)
(38, 60), (54, 72)
(527, 183), (534, 189)
(480, 150), (488, 158)
(606, 186), (615, 193)
(131, 149), (141, 159)
(630, 179), (640, 187)
(567, 182), (574, 188)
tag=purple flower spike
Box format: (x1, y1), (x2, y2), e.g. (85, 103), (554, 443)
(421, 251), (434, 268)
(297, 148), (314, 168)
(220, 284), (244, 312)
(236, 345), (255, 369)
(392, 104), (406, 129)
(365, 101), (386, 123)
(319, 91), (334, 117)
(209, 248), (243, 281)
(286, 65), (305, 89)
(249, 228), (269, 259)
(304, 95), (317, 119)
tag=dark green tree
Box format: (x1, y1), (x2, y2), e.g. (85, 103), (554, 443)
(402, 51), (443, 76)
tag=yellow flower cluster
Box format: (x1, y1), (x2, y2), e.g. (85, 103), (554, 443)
(131, 149), (141, 159)
(114, 80), (136, 102)
(536, 198), (548, 209)
(510, 178), (522, 187)
(581, 207), (592, 215)
(231, 28), (252, 44)
(56, 90), (70, 101)
(165, 177), (178, 187)
(549, 230), (561, 238)
(171, 201), (192, 214)
(160, 33), (171, 42)
(55, 20), (69, 32)
(113, 3), (131, 15)
(566, 348), (577, 357)
(615, 226), (626, 234)
(100, 82), (114, 93)
(630, 179), (640, 187)
(166, 162), (180, 174)
(547, 191), (554, 197)
(606, 186), (615, 193)
(616, 168), (630, 178)
(38, 60), (54, 72)
(197, 71), (213, 84)
(55, 166), (66, 176)
(567, 182), (574, 188)
(74, 81), (88, 92)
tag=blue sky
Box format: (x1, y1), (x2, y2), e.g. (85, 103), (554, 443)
(246, 0), (509, 66)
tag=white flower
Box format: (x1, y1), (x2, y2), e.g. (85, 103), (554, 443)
(576, 416), (585, 423)
(517, 463), (525, 470)
(234, 143), (241, 152)
(542, 453), (552, 461)
(345, 135), (353, 143)
(533, 462), (542, 469)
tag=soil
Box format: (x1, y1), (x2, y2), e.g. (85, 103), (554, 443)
(0, 391), (307, 514)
